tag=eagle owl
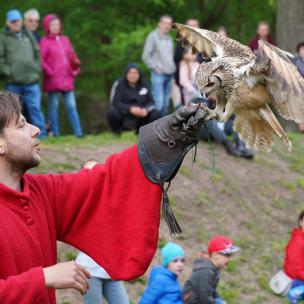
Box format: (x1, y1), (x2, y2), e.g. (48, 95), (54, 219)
(173, 23), (304, 151)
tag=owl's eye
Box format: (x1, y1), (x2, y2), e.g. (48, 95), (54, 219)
(206, 82), (215, 87)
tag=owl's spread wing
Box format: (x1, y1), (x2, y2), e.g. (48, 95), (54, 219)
(172, 23), (255, 60)
(252, 40), (304, 123)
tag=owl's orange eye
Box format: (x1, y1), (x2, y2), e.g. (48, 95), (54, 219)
(206, 82), (214, 87)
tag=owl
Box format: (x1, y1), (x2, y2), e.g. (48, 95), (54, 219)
(173, 23), (304, 151)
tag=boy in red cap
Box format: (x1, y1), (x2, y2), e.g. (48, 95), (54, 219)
(183, 236), (240, 304)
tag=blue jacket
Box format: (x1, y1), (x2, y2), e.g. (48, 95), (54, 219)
(139, 266), (183, 304)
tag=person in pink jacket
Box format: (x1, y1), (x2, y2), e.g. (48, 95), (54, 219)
(40, 14), (83, 137)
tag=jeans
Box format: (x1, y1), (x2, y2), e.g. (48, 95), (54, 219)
(5, 83), (47, 138)
(151, 72), (173, 116)
(288, 280), (304, 303)
(215, 298), (227, 304)
(48, 91), (83, 136)
(84, 277), (129, 304)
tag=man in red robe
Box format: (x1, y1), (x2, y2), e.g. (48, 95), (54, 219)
(0, 91), (208, 303)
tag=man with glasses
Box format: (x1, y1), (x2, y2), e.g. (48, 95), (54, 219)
(24, 8), (41, 43)
(0, 9), (47, 138)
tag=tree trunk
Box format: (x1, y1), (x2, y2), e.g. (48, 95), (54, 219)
(276, 0), (304, 53)
(276, 0), (304, 131)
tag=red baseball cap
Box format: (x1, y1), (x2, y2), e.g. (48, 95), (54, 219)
(208, 235), (240, 255)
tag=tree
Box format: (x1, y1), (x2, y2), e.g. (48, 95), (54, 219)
(276, 0), (304, 52)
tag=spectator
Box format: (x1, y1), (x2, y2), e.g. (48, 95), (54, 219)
(248, 21), (276, 54)
(107, 63), (161, 134)
(293, 42), (304, 132)
(76, 159), (130, 304)
(174, 18), (202, 107)
(40, 14), (83, 137)
(183, 236), (240, 304)
(142, 15), (175, 116)
(197, 98), (254, 158)
(24, 9), (41, 43)
(179, 47), (201, 105)
(0, 9), (47, 138)
(284, 210), (304, 303)
(140, 242), (185, 304)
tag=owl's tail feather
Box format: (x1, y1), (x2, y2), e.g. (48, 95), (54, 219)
(258, 105), (293, 152)
(233, 106), (293, 152)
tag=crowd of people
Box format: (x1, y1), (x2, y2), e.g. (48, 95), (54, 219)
(0, 8), (304, 304)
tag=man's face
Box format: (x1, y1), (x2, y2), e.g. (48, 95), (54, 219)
(158, 17), (172, 34)
(126, 68), (140, 85)
(257, 24), (269, 39)
(24, 16), (39, 32)
(0, 115), (41, 173)
(6, 19), (22, 33)
(167, 257), (185, 276)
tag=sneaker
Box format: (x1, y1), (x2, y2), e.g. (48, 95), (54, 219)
(236, 141), (254, 159)
(222, 140), (240, 157)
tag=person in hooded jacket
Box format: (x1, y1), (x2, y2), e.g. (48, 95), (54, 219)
(40, 14), (83, 137)
(183, 236), (240, 304)
(107, 63), (161, 134)
(139, 242), (185, 304)
(285, 210), (304, 303)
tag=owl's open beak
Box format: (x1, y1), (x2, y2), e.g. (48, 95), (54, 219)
(201, 92), (208, 98)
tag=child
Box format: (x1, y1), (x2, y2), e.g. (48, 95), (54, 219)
(139, 242), (185, 304)
(184, 235), (240, 304)
(284, 210), (304, 303)
(76, 159), (130, 304)
(179, 47), (201, 105)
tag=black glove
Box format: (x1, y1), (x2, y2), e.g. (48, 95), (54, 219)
(138, 104), (209, 235)
(138, 104), (209, 184)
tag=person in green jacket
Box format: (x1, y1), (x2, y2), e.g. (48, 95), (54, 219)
(0, 9), (46, 138)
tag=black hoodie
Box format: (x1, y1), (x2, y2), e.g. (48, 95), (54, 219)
(183, 258), (221, 304)
(112, 63), (155, 114)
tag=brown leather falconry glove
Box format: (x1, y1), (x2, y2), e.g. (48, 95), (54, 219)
(138, 104), (210, 234)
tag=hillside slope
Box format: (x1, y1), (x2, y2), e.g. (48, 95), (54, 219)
(33, 132), (304, 304)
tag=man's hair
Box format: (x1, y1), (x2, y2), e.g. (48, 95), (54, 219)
(159, 15), (172, 22)
(0, 92), (21, 134)
(24, 8), (40, 20)
(296, 41), (304, 52)
(298, 210), (304, 227)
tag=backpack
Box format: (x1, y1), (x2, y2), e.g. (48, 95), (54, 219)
(269, 270), (292, 296)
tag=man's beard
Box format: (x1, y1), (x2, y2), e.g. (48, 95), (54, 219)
(6, 144), (40, 176)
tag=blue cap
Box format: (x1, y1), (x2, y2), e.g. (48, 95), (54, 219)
(7, 10), (22, 22)
(161, 242), (185, 267)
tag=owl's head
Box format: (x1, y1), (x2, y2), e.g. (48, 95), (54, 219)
(196, 60), (234, 100)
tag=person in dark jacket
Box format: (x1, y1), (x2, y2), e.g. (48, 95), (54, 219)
(183, 236), (240, 304)
(0, 9), (47, 138)
(107, 63), (161, 133)
(139, 242), (185, 304)
(284, 210), (304, 303)
(248, 21), (276, 54)
(292, 42), (304, 133)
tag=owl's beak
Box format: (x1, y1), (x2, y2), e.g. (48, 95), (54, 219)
(201, 92), (208, 98)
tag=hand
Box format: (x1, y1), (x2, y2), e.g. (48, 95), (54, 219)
(130, 106), (145, 117)
(140, 108), (148, 117)
(43, 261), (91, 295)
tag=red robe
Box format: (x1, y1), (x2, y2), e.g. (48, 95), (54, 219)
(285, 228), (304, 280)
(0, 145), (162, 303)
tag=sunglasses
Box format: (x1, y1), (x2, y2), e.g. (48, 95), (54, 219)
(172, 258), (186, 263)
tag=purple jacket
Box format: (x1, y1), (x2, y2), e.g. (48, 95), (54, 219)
(40, 14), (80, 92)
